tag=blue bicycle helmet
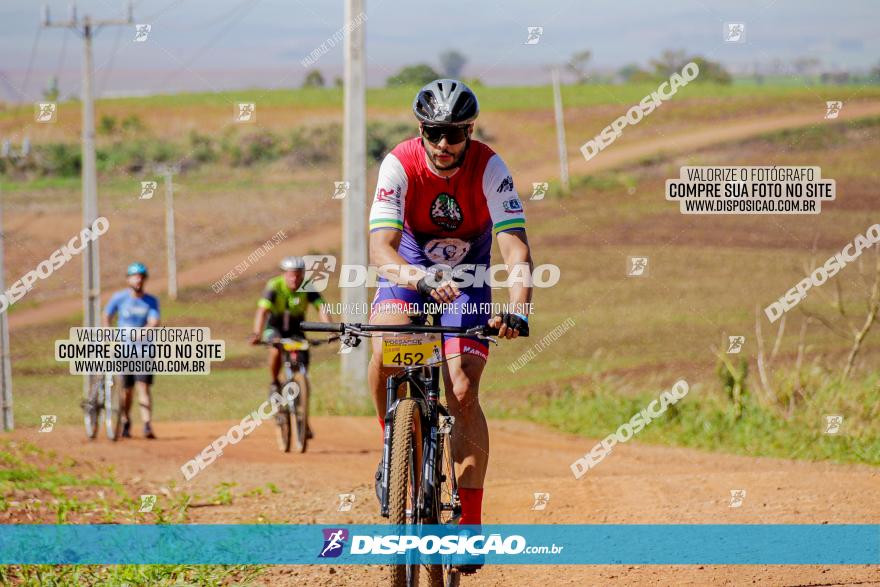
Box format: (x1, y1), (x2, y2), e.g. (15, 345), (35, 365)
(126, 262), (148, 277)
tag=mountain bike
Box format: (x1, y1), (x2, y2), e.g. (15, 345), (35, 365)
(81, 373), (122, 441)
(258, 335), (336, 453)
(301, 320), (526, 587)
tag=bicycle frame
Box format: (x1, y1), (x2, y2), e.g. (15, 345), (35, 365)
(379, 363), (459, 522)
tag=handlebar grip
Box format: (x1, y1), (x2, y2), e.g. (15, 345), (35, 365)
(483, 324), (529, 337)
(300, 321), (344, 333)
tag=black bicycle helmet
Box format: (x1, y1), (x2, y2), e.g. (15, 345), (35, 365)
(413, 79), (479, 125)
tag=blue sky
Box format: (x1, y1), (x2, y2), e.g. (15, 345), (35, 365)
(0, 0), (877, 99)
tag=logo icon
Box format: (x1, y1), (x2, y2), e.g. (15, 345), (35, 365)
(824, 101), (843, 119)
(728, 489), (746, 508)
(319, 528), (348, 558)
(524, 26), (544, 45)
(333, 181), (350, 200)
(35, 102), (57, 123)
(627, 256), (649, 277)
(724, 23), (745, 43)
(140, 181), (158, 200)
(502, 198), (523, 214)
(337, 494), (355, 512)
(530, 182), (549, 201)
(824, 414), (843, 435)
(134, 24), (151, 42)
(299, 255), (337, 293)
(138, 494), (157, 513)
(430, 193), (464, 231)
(727, 336), (745, 354)
(236, 103), (256, 123)
(424, 237), (471, 266)
(496, 175), (514, 193)
(438, 415), (455, 434)
(530, 492), (550, 511)
(39, 415), (57, 432)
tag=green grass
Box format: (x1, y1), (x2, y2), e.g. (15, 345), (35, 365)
(494, 369), (880, 465)
(0, 564), (263, 586)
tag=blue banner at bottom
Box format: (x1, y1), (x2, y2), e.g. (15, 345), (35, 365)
(0, 525), (877, 565)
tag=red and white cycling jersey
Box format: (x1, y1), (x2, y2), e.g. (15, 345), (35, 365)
(368, 137), (526, 266)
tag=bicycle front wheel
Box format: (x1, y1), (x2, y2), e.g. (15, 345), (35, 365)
(104, 375), (123, 441)
(388, 398), (426, 587)
(288, 372), (308, 453)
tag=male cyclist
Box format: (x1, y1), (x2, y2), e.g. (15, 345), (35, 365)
(368, 79), (533, 572)
(103, 262), (161, 439)
(250, 256), (332, 436)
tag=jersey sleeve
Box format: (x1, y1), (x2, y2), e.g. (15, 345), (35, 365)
(369, 153), (408, 233)
(146, 296), (160, 322)
(482, 154), (526, 236)
(104, 291), (121, 318)
(257, 280), (276, 310)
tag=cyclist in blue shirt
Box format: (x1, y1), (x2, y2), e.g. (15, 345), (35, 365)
(103, 262), (161, 439)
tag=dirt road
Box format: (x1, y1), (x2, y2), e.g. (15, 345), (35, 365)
(10, 417), (879, 586)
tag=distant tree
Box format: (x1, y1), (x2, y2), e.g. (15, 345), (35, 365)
(43, 76), (59, 101)
(870, 60), (880, 82)
(303, 69), (325, 88)
(334, 76), (343, 88)
(617, 63), (652, 83)
(792, 57), (821, 77)
(386, 64), (441, 87)
(688, 56), (732, 84)
(650, 49), (689, 77)
(439, 50), (467, 78)
(566, 50), (592, 84)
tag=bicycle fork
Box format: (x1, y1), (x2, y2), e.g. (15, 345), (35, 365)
(379, 366), (459, 521)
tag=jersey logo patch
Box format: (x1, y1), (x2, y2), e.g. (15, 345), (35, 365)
(424, 238), (471, 266)
(496, 176), (514, 193)
(502, 198), (523, 213)
(429, 193), (463, 231)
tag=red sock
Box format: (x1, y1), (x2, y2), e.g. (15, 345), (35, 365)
(458, 487), (483, 526)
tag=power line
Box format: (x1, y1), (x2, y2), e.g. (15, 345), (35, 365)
(54, 27), (69, 93)
(21, 25), (43, 101)
(159, 0), (262, 87)
(99, 25), (124, 96)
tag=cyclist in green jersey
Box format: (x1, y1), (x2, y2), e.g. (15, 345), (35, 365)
(250, 257), (332, 434)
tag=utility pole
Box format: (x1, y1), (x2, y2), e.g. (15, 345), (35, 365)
(341, 0), (368, 395)
(551, 68), (570, 194)
(43, 2), (134, 398)
(159, 165), (179, 300)
(0, 185), (13, 431)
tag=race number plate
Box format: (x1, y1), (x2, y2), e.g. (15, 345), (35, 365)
(382, 333), (442, 367)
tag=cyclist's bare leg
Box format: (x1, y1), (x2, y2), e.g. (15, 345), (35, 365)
(268, 346), (282, 386)
(121, 385), (134, 422)
(136, 382), (152, 424)
(441, 353), (488, 489)
(367, 307), (411, 424)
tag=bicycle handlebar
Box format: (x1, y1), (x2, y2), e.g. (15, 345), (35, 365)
(300, 321), (528, 337)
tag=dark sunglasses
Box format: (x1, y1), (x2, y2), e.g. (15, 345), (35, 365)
(420, 124), (470, 144)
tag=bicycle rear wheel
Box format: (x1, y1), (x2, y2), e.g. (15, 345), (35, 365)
(104, 375), (123, 441)
(82, 377), (102, 440)
(290, 372), (309, 453)
(388, 398), (425, 587)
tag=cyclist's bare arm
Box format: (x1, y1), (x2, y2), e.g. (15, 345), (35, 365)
(318, 304), (332, 323)
(369, 229), (459, 303)
(490, 229), (533, 339)
(251, 307), (270, 343)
